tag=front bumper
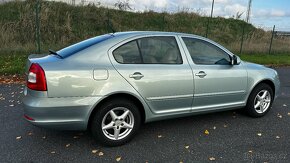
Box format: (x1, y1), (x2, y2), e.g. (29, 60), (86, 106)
(22, 93), (102, 130)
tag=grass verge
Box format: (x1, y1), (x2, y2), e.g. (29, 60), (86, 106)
(0, 51), (29, 75)
(239, 54), (290, 66)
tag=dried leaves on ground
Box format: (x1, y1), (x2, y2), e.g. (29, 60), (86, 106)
(0, 75), (25, 84)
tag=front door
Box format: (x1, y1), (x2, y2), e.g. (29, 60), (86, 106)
(180, 37), (247, 111)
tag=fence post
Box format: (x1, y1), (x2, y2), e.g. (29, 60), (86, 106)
(205, 0), (214, 38)
(239, 23), (245, 55)
(106, 9), (115, 33)
(107, 9), (110, 33)
(35, 0), (41, 54)
(269, 25), (275, 54)
(162, 13), (165, 31)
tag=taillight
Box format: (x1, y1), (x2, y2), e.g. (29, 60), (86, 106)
(27, 63), (47, 91)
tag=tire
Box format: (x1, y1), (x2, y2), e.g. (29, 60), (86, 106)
(90, 98), (141, 146)
(245, 83), (274, 117)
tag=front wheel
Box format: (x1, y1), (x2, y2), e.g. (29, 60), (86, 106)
(90, 99), (141, 146)
(245, 83), (274, 117)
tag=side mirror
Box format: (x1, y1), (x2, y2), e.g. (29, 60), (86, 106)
(231, 55), (240, 65)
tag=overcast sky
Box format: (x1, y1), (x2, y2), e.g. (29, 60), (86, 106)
(98, 0), (290, 31)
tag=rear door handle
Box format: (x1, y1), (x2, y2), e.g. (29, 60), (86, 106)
(129, 72), (144, 80)
(195, 71), (207, 78)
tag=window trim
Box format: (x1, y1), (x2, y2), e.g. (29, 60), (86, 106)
(136, 40), (144, 63)
(112, 36), (183, 65)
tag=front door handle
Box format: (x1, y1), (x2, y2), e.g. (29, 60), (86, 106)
(195, 71), (207, 78)
(129, 72), (144, 80)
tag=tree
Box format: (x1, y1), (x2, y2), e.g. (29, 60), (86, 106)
(235, 11), (244, 20)
(114, 0), (132, 11)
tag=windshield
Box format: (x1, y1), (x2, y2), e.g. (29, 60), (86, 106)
(57, 34), (113, 58)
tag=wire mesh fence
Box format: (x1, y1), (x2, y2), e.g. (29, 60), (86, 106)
(0, 0), (289, 55)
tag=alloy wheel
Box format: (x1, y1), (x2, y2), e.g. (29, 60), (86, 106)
(253, 90), (271, 114)
(101, 107), (134, 140)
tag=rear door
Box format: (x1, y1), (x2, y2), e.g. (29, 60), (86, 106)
(109, 35), (194, 114)
(180, 36), (248, 111)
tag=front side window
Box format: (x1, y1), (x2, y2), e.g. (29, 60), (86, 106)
(113, 36), (182, 64)
(182, 37), (231, 65)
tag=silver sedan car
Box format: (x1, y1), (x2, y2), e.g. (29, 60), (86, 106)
(23, 31), (280, 146)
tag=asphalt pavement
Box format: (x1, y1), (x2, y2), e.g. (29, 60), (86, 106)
(0, 68), (289, 163)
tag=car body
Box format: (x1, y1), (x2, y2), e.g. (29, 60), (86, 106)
(23, 31), (280, 146)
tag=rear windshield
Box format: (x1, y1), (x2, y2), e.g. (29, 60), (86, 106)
(57, 34), (113, 58)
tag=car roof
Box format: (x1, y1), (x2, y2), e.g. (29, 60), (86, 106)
(112, 31), (201, 38)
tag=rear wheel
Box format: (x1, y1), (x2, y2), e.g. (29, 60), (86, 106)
(245, 83), (273, 117)
(90, 99), (141, 146)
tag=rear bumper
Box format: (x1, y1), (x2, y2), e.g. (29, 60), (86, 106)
(22, 93), (103, 130)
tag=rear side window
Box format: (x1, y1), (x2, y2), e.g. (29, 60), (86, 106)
(113, 36), (182, 64)
(113, 41), (142, 64)
(57, 34), (113, 58)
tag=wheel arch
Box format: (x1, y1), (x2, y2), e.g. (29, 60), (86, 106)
(87, 93), (146, 129)
(247, 79), (275, 102)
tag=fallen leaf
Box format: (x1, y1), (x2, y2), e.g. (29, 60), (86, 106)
(277, 113), (282, 118)
(16, 136), (22, 140)
(179, 161), (184, 163)
(209, 157), (216, 161)
(65, 144), (71, 148)
(51, 151), (56, 154)
(257, 133), (262, 136)
(42, 136), (46, 139)
(204, 130), (209, 135)
(116, 156), (122, 162)
(213, 126), (216, 130)
(73, 136), (80, 139)
(9, 104), (14, 107)
(248, 150), (253, 153)
(276, 136), (280, 139)
(98, 151), (104, 156)
(157, 135), (162, 138)
(28, 132), (33, 136)
(92, 149), (98, 154)
(185, 145), (189, 149)
(287, 113), (290, 116)
(232, 115), (236, 118)
(283, 104), (287, 107)
(223, 124), (228, 128)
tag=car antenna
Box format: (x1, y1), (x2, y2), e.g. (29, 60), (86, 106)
(49, 49), (63, 59)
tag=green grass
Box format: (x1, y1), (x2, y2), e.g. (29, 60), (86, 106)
(0, 1), (260, 53)
(239, 54), (290, 66)
(0, 51), (29, 75)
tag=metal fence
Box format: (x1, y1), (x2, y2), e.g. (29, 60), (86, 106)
(1, 0), (289, 55)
